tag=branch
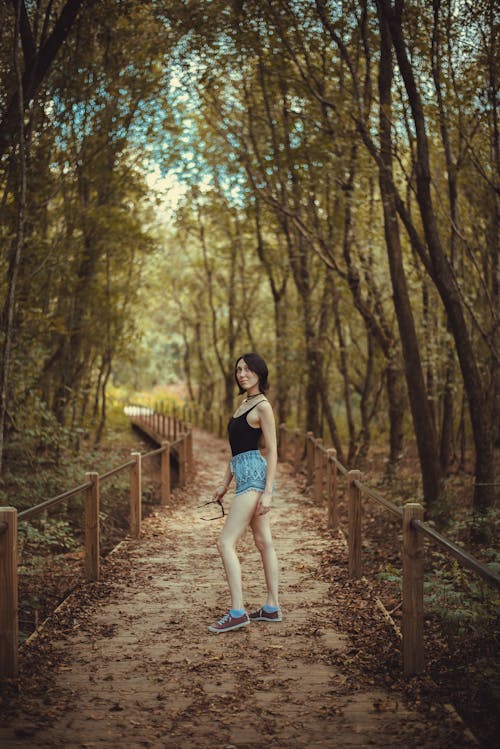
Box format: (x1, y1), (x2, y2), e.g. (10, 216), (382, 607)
(0, 0), (85, 158)
(10, 0), (36, 64)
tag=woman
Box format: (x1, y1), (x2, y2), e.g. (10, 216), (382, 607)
(208, 352), (281, 634)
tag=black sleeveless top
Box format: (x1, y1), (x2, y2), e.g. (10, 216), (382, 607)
(228, 401), (263, 456)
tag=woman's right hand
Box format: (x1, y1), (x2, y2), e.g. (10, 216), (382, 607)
(212, 485), (226, 503)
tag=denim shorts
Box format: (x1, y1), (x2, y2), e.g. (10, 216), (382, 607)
(230, 450), (267, 496)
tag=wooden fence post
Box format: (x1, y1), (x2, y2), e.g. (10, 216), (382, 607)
(183, 433), (188, 483)
(160, 441), (171, 506)
(402, 502), (424, 675)
(348, 470), (362, 578)
(178, 435), (186, 487)
(84, 472), (100, 582)
(314, 438), (324, 501)
(130, 451), (142, 538)
(293, 429), (302, 470)
(279, 424), (287, 461)
(327, 448), (338, 529)
(0, 507), (18, 679)
(306, 432), (314, 486)
(183, 433), (189, 481)
(186, 426), (194, 475)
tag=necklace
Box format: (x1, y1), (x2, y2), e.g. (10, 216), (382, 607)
(243, 392), (261, 403)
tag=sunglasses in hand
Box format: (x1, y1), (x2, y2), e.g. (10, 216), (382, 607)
(197, 497), (225, 521)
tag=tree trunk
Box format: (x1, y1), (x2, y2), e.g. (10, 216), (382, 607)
(0, 5), (26, 473)
(52, 232), (99, 424)
(94, 353), (112, 446)
(439, 347), (455, 474)
(386, 360), (405, 464)
(319, 376), (345, 464)
(253, 197), (289, 425)
(377, 3), (441, 504)
(340, 148), (405, 463)
(333, 290), (355, 461)
(301, 294), (321, 435)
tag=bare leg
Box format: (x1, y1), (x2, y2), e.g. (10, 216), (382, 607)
(217, 490), (260, 610)
(250, 512), (279, 607)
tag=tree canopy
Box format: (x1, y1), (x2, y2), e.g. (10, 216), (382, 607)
(0, 0), (498, 521)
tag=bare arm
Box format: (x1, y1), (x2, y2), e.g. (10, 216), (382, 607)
(212, 460), (233, 502)
(257, 400), (277, 511)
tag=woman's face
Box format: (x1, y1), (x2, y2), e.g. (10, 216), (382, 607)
(236, 358), (260, 393)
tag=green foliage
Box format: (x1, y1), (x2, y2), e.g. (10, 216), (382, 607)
(18, 518), (79, 559)
(5, 396), (71, 465)
(424, 560), (499, 641)
(375, 555), (499, 646)
(375, 568), (402, 591)
(470, 507), (500, 547)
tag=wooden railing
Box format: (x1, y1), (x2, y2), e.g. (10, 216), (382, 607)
(0, 408), (193, 680)
(278, 424), (500, 675)
(152, 401), (225, 439)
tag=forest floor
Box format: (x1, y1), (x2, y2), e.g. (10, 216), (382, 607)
(0, 428), (486, 748)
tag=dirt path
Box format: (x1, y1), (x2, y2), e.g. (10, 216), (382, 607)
(0, 430), (476, 748)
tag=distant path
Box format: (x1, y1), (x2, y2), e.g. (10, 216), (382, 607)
(0, 429), (475, 748)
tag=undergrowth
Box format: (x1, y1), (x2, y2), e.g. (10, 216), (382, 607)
(1, 402), (161, 640)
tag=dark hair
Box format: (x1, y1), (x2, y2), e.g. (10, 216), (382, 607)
(234, 352), (269, 394)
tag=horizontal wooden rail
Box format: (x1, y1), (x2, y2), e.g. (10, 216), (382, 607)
(354, 479), (403, 518)
(1, 407), (193, 680)
(99, 459), (135, 481)
(330, 452), (349, 476)
(143, 446), (166, 459)
(18, 481), (93, 522)
(412, 519), (500, 590)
